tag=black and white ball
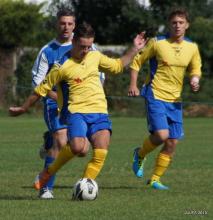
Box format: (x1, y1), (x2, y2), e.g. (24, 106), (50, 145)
(72, 178), (98, 201)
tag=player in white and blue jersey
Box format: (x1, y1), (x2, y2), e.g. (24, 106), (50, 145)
(32, 9), (76, 199)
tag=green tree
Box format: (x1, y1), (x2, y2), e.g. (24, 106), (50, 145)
(149, 0), (213, 23)
(49, 0), (155, 44)
(0, 0), (49, 49)
(15, 50), (38, 102)
(188, 17), (213, 77)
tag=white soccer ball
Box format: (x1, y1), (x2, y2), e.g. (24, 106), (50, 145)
(72, 178), (98, 201)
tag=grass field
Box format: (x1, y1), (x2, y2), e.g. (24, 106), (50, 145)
(0, 116), (212, 220)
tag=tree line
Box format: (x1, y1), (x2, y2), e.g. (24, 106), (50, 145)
(1, 0), (213, 109)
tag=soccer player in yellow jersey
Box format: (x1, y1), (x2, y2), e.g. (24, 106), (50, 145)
(9, 22), (147, 192)
(128, 8), (202, 190)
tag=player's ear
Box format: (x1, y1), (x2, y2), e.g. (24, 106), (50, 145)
(185, 21), (189, 30)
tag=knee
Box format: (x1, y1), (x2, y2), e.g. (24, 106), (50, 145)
(71, 138), (88, 155)
(78, 144), (89, 157)
(71, 144), (84, 155)
(152, 130), (169, 145)
(162, 139), (178, 156)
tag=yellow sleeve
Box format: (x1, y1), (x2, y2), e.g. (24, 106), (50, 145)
(34, 64), (64, 97)
(130, 38), (156, 71)
(98, 52), (123, 74)
(188, 44), (202, 77)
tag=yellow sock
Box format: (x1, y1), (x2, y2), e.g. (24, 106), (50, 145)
(48, 144), (75, 175)
(138, 137), (158, 158)
(83, 148), (108, 179)
(151, 153), (171, 182)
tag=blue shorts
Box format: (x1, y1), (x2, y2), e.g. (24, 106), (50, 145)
(66, 113), (112, 140)
(43, 98), (67, 133)
(145, 97), (184, 139)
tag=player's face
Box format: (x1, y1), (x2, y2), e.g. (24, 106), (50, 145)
(169, 15), (189, 40)
(57, 16), (75, 42)
(72, 37), (94, 60)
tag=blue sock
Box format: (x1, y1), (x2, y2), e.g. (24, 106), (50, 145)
(43, 156), (56, 190)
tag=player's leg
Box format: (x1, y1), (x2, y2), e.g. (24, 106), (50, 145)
(149, 103), (183, 189)
(34, 113), (90, 190)
(38, 128), (67, 199)
(83, 113), (111, 179)
(133, 98), (169, 178)
(39, 130), (53, 159)
(38, 103), (67, 199)
(46, 136), (89, 175)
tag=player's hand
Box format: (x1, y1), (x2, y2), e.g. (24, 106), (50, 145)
(133, 32), (148, 51)
(9, 106), (26, 116)
(128, 85), (140, 97)
(190, 76), (200, 92)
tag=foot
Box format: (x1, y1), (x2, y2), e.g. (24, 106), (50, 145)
(132, 148), (146, 178)
(148, 180), (169, 190)
(34, 169), (51, 190)
(39, 188), (54, 199)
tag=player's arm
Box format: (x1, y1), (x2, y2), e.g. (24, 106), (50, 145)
(188, 44), (202, 92)
(120, 32), (148, 67)
(32, 51), (58, 99)
(9, 93), (40, 116)
(9, 65), (63, 116)
(128, 69), (140, 96)
(190, 76), (200, 92)
(128, 38), (156, 96)
(98, 32), (148, 74)
(32, 51), (49, 87)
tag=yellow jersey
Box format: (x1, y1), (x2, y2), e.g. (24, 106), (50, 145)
(130, 35), (202, 102)
(34, 51), (123, 113)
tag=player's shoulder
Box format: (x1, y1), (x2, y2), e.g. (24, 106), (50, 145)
(183, 37), (198, 46)
(182, 37), (200, 53)
(57, 50), (72, 65)
(38, 39), (57, 54)
(154, 34), (170, 42)
(88, 50), (101, 57)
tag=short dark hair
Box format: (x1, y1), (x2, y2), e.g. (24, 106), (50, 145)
(168, 8), (190, 22)
(73, 22), (95, 40)
(56, 9), (75, 20)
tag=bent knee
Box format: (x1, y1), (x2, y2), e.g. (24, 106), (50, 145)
(71, 138), (88, 155)
(152, 130), (169, 144)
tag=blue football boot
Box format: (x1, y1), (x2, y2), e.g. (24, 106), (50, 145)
(132, 148), (146, 178)
(148, 180), (169, 190)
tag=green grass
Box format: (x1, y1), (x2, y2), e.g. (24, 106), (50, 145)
(0, 116), (212, 220)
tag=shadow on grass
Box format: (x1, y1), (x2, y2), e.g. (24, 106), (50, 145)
(0, 194), (38, 200)
(22, 185), (143, 190)
(0, 185), (146, 201)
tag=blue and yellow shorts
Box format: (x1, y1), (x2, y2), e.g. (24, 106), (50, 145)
(145, 97), (184, 139)
(66, 113), (112, 140)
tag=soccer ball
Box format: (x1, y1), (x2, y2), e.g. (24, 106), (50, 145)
(72, 178), (98, 201)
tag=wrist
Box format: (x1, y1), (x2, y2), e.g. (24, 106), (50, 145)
(132, 46), (139, 54)
(190, 76), (200, 84)
(21, 106), (27, 113)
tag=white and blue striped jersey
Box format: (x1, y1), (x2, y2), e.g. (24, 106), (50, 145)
(32, 39), (72, 87)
